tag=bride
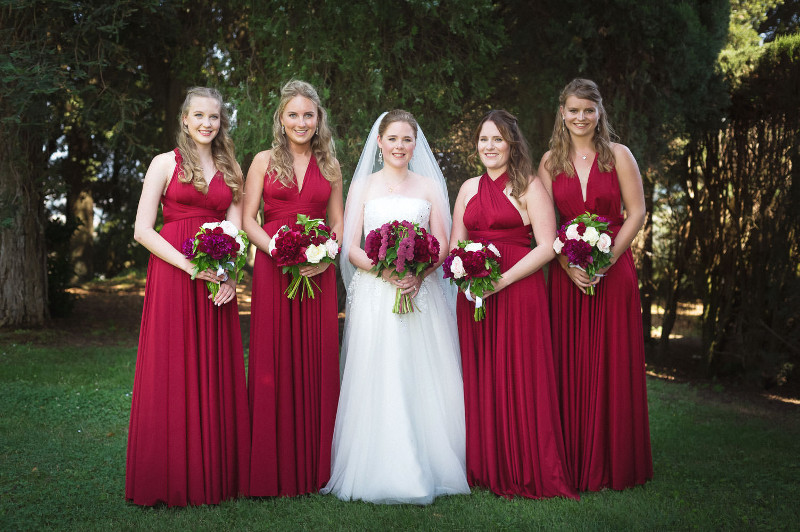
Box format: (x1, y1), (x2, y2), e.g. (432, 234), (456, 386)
(321, 110), (470, 504)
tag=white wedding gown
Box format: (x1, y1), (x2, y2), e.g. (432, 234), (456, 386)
(322, 196), (470, 505)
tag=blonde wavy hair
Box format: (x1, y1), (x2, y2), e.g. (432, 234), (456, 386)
(545, 78), (617, 179)
(176, 87), (243, 202)
(468, 110), (532, 199)
(269, 80), (338, 186)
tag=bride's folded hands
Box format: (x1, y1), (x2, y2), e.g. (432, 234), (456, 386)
(379, 268), (422, 296)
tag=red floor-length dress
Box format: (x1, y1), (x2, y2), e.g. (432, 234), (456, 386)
(126, 149), (251, 507)
(457, 172), (577, 500)
(549, 154), (653, 491)
(248, 156), (340, 496)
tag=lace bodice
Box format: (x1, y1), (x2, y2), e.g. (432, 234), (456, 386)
(363, 196), (431, 233)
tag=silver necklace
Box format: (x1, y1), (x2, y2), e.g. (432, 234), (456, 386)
(386, 173), (408, 193)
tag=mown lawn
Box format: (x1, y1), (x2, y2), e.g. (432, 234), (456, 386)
(1, 340), (798, 531)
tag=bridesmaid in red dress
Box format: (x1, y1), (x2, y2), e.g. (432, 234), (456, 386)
(126, 87), (251, 506)
(243, 80), (343, 496)
(451, 110), (577, 500)
(539, 78), (653, 491)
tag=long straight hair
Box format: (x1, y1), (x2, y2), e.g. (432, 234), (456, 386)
(175, 87), (243, 202)
(269, 80), (338, 186)
(545, 78), (617, 179)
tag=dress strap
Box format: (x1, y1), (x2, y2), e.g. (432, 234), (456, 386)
(489, 172), (509, 190)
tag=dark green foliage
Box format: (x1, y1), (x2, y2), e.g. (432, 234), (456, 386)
(496, 0), (730, 160)
(678, 33), (800, 381)
(224, 0), (505, 192)
(760, 0), (800, 41)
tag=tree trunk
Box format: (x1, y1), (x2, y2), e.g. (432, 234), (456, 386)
(0, 133), (48, 328)
(64, 127), (95, 283)
(68, 190), (94, 282)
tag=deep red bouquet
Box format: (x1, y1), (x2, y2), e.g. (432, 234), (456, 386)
(364, 220), (440, 314)
(268, 213), (339, 300)
(553, 212), (613, 296)
(182, 220), (249, 298)
(442, 240), (502, 321)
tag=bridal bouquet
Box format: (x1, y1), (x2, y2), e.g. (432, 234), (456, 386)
(552, 212), (613, 296)
(364, 220), (440, 314)
(442, 240), (502, 321)
(182, 220), (249, 298)
(268, 214), (339, 300)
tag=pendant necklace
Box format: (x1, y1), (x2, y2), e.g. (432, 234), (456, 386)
(386, 174), (408, 193)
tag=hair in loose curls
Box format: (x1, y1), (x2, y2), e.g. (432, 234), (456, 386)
(176, 87), (243, 202)
(269, 80), (338, 186)
(378, 109), (419, 139)
(545, 78), (617, 179)
(469, 110), (532, 199)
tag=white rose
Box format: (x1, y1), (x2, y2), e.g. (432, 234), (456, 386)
(464, 242), (483, 252)
(201, 221), (218, 231)
(235, 234), (245, 254)
(565, 224), (580, 240)
(597, 233), (612, 253)
(583, 226), (600, 246)
(553, 238), (564, 254)
(487, 243), (501, 257)
(450, 256), (466, 279)
(219, 220), (239, 238)
(325, 239), (339, 259)
(305, 244), (327, 264)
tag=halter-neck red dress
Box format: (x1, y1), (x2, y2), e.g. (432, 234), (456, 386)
(247, 155), (340, 496)
(126, 149), (251, 506)
(457, 172), (577, 499)
(549, 154), (653, 491)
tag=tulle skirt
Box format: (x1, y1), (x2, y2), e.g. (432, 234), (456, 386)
(322, 270), (470, 504)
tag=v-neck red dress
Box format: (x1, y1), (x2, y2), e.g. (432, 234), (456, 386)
(247, 156), (340, 496)
(549, 154), (653, 491)
(457, 172), (577, 499)
(126, 149), (251, 506)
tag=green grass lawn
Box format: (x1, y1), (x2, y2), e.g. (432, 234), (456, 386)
(1, 340), (799, 531)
